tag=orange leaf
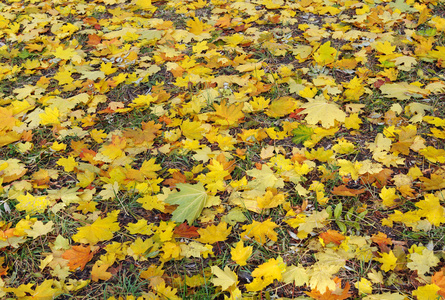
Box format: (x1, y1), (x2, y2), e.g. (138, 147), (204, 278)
(87, 34), (101, 46)
(163, 171), (187, 188)
(62, 245), (94, 271)
(432, 270), (445, 297)
(331, 185), (366, 196)
(215, 16), (231, 28)
(0, 265), (8, 277)
(319, 230), (345, 246)
(371, 232), (392, 252)
(83, 17), (98, 26)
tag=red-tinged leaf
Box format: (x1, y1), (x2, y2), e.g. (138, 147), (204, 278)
(374, 78), (390, 88)
(289, 108), (306, 120)
(174, 223), (200, 238)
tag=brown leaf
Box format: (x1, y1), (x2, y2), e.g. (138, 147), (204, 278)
(360, 169), (393, 188)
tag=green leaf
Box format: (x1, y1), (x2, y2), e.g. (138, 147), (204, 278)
(358, 210), (368, 219)
(18, 50), (33, 59)
(334, 203), (342, 220)
(221, 207), (247, 226)
(336, 221), (347, 233)
(292, 125), (313, 144)
(326, 206), (333, 218)
(164, 182), (208, 224)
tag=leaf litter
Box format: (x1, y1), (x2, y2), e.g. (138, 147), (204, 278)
(0, 0), (445, 299)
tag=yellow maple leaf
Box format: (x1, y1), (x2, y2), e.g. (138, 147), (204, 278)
(180, 119), (205, 140)
(380, 187), (399, 207)
(54, 46), (79, 62)
(230, 240), (252, 266)
(16, 193), (51, 215)
(407, 248), (439, 275)
(375, 41), (396, 55)
(76, 170), (96, 188)
(90, 129), (107, 144)
(212, 100), (244, 127)
(241, 219), (278, 244)
(211, 266), (238, 291)
(91, 262), (112, 282)
(416, 194), (445, 226)
(257, 190), (285, 209)
(24, 221), (54, 239)
(56, 156), (78, 172)
(313, 41), (339, 66)
(125, 220), (154, 235)
(27, 280), (62, 299)
(72, 210), (120, 244)
(153, 282), (181, 300)
(187, 17), (206, 35)
(355, 278), (372, 294)
(412, 284), (441, 300)
(307, 263), (339, 292)
(160, 241), (182, 261)
(128, 238), (154, 261)
(50, 141), (67, 151)
(0, 107), (19, 130)
(282, 264), (309, 286)
(265, 96), (298, 118)
(297, 209), (329, 239)
(197, 222), (232, 244)
(419, 146), (445, 163)
(255, 257), (286, 281)
(375, 251), (398, 272)
(39, 107), (60, 125)
(300, 98), (346, 128)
